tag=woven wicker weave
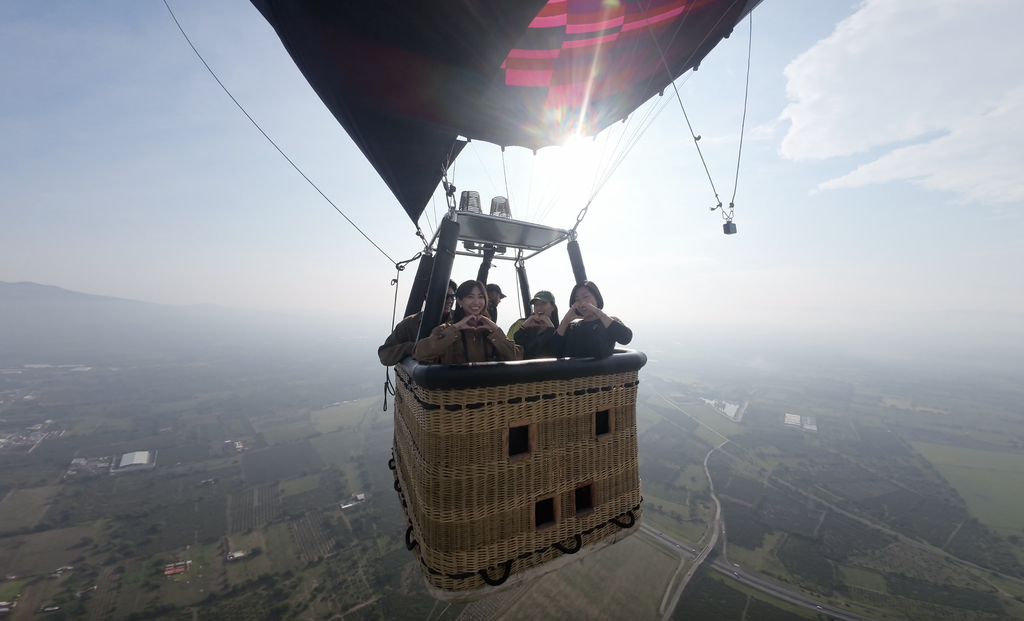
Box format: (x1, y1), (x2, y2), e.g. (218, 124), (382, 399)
(391, 362), (643, 601)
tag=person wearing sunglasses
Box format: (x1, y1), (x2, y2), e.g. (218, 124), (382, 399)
(377, 280), (457, 366)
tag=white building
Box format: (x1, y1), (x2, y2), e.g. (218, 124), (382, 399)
(112, 451), (155, 473)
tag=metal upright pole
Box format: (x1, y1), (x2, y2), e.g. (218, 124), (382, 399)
(567, 240), (588, 285)
(418, 218), (460, 341)
(516, 261), (531, 318)
(476, 248), (495, 285)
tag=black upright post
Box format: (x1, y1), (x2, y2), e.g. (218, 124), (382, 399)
(418, 218), (461, 341)
(516, 262), (531, 318)
(402, 254), (435, 318)
(476, 248), (495, 285)
(567, 240), (588, 285)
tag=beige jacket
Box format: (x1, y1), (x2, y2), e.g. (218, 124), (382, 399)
(413, 323), (522, 364)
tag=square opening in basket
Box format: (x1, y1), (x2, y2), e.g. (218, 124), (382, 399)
(573, 482), (596, 517)
(593, 405), (615, 440)
(534, 496), (558, 530)
(504, 421), (535, 462)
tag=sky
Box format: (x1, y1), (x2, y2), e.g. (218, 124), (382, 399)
(2, 0), (1022, 360)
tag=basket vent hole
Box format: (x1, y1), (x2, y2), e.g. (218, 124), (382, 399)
(595, 410), (611, 436)
(509, 425), (530, 458)
(535, 498), (556, 529)
(575, 484), (594, 515)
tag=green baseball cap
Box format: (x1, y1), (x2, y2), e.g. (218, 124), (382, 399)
(530, 290), (555, 305)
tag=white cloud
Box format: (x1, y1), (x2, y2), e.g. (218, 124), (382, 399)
(779, 0), (1024, 203)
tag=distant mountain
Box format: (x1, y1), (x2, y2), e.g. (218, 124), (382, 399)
(0, 281), (155, 305)
(0, 281), (372, 367)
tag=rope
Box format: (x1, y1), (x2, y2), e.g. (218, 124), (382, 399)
(161, 0), (396, 265)
(725, 13), (754, 222)
(644, 0), (744, 214)
(382, 252), (422, 411)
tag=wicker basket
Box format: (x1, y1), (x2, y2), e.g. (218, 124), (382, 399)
(390, 353), (644, 601)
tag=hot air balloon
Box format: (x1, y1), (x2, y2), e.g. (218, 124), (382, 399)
(252, 0), (760, 601)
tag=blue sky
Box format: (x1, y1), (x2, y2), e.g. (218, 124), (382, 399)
(2, 0), (1022, 356)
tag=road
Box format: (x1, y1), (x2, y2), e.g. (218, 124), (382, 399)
(641, 524), (883, 621)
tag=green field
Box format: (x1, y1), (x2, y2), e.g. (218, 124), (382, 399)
(310, 397), (377, 433)
(0, 524), (99, 576)
(262, 423), (319, 446)
(497, 532), (678, 621)
(0, 578), (26, 600)
(310, 429), (361, 466)
(0, 485), (61, 531)
(242, 440), (325, 486)
(911, 441), (1024, 529)
(839, 565), (887, 591)
(280, 473), (322, 497)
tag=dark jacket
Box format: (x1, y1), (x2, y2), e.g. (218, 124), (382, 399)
(552, 318), (632, 359)
(513, 325), (560, 359)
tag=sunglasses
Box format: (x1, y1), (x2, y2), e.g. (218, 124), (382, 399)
(446, 294), (456, 301)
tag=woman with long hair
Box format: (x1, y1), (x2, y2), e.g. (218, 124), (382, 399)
(552, 281), (632, 358)
(413, 280), (521, 363)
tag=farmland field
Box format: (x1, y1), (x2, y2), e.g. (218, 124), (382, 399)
(262, 423), (319, 446)
(0, 524), (100, 576)
(310, 430), (361, 467)
(241, 440), (325, 486)
(280, 473), (321, 497)
(911, 441), (1024, 529)
(0, 485), (61, 531)
(310, 396), (377, 433)
(497, 532), (677, 621)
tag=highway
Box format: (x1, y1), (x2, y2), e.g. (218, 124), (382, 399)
(640, 524), (883, 621)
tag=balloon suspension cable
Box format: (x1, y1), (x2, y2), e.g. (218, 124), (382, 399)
(382, 251), (423, 412)
(571, 201), (591, 235)
(723, 13), (754, 224)
(501, 147), (511, 205)
(645, 0), (746, 219)
(162, 0), (396, 265)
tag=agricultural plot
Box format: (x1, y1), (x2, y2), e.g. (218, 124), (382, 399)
(912, 441), (1024, 530)
(225, 530), (272, 584)
(0, 523), (99, 577)
(229, 484), (281, 533)
(241, 440), (324, 486)
(498, 533), (676, 621)
(261, 423), (319, 446)
(847, 586), (1007, 621)
(158, 442), (213, 465)
(88, 566), (120, 621)
(756, 502), (822, 537)
(0, 485), (61, 531)
(310, 429), (361, 467)
(310, 396), (376, 433)
(195, 590), (269, 621)
(279, 473), (320, 497)
(720, 499), (773, 550)
(263, 522), (301, 573)
(776, 534), (834, 593)
(290, 509), (336, 563)
(838, 564), (887, 591)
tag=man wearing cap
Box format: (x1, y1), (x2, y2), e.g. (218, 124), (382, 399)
(378, 280), (457, 366)
(508, 290), (561, 359)
(485, 283), (506, 323)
